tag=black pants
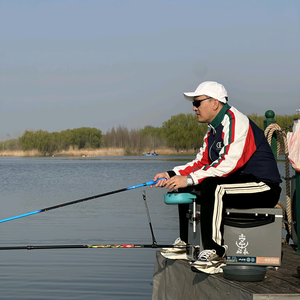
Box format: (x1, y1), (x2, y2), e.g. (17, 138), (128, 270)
(178, 174), (281, 257)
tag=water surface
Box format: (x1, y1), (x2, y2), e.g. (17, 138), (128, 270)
(0, 156), (291, 299)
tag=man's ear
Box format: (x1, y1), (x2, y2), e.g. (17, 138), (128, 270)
(213, 99), (220, 110)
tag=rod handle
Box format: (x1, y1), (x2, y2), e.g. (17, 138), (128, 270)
(145, 178), (166, 186)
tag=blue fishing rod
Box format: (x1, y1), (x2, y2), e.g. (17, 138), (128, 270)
(0, 178), (165, 224)
(0, 186), (188, 251)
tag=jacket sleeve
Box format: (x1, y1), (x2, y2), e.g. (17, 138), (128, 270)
(172, 131), (211, 176)
(173, 109), (257, 185)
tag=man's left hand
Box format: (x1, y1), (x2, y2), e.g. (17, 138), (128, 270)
(165, 175), (187, 192)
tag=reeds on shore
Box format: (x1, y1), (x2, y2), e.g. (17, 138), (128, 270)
(0, 147), (196, 157)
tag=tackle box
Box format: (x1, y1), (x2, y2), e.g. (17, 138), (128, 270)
(186, 205), (282, 266)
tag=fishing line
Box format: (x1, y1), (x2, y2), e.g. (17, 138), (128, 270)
(0, 178), (165, 224)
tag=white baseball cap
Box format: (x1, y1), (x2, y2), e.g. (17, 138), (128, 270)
(183, 81), (228, 103)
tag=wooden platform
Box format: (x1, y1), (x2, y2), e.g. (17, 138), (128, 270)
(152, 244), (300, 300)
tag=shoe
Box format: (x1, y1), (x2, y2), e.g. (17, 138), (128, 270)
(191, 245), (228, 272)
(160, 237), (187, 254)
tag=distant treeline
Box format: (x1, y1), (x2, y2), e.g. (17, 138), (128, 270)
(0, 113), (298, 155)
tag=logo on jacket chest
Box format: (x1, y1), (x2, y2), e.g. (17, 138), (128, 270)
(216, 141), (223, 150)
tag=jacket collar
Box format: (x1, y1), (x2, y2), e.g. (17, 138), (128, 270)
(209, 103), (231, 130)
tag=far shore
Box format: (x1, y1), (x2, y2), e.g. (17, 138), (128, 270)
(0, 147), (197, 157)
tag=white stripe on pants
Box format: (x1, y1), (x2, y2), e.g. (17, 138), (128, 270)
(212, 181), (271, 245)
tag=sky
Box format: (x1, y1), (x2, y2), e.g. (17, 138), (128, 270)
(0, 0), (299, 140)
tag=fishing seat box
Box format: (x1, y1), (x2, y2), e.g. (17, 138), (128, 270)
(186, 205), (283, 266)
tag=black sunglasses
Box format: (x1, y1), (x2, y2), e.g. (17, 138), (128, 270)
(192, 97), (212, 108)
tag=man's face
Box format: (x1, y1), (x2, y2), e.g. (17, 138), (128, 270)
(193, 95), (218, 124)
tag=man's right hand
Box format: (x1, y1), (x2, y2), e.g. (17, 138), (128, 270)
(151, 172), (169, 187)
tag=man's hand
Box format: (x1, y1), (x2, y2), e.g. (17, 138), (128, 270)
(164, 175), (188, 192)
(151, 172), (169, 187)
(151, 173), (188, 192)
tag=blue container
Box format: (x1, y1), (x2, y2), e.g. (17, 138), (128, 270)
(164, 193), (196, 205)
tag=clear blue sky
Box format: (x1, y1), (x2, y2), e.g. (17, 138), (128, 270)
(0, 0), (299, 139)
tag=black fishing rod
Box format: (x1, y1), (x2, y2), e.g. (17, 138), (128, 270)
(142, 190), (157, 246)
(0, 178), (165, 224)
(0, 243), (187, 251)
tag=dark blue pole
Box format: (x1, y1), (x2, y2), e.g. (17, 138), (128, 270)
(0, 178), (164, 224)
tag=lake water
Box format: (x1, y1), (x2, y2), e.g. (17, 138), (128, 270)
(0, 156), (292, 299)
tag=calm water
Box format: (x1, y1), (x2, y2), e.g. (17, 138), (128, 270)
(0, 156), (291, 299)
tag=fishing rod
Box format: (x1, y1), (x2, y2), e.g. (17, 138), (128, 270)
(0, 187), (188, 252)
(0, 243), (187, 251)
(0, 178), (165, 224)
(142, 190), (157, 246)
